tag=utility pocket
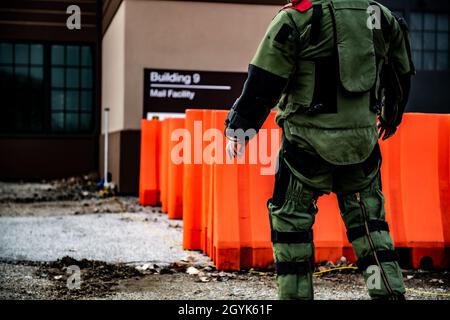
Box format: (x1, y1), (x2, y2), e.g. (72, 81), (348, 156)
(330, 0), (377, 93)
(284, 60), (316, 116)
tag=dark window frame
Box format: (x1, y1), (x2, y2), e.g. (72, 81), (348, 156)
(0, 39), (96, 137)
(50, 44), (94, 133)
(409, 12), (449, 71)
(0, 42), (46, 133)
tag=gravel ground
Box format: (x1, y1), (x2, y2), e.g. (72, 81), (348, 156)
(0, 263), (57, 300)
(1, 261), (448, 300)
(0, 212), (195, 264)
(0, 180), (449, 300)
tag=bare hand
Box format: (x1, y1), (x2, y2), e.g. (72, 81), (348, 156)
(378, 121), (397, 141)
(226, 139), (246, 159)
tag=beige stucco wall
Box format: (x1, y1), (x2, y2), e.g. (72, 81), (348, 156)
(100, 0), (281, 192)
(102, 1), (126, 133)
(103, 0), (280, 132)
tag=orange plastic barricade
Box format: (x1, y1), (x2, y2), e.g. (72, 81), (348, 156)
(396, 114), (449, 269)
(206, 111), (217, 259)
(201, 110), (213, 254)
(167, 118), (185, 220)
(439, 115), (450, 262)
(211, 110), (241, 270)
(211, 111), (279, 270)
(184, 110), (450, 270)
(380, 130), (407, 249)
(317, 113), (450, 268)
(380, 113), (450, 269)
(244, 112), (279, 269)
(159, 119), (169, 213)
(139, 119), (161, 206)
(183, 110), (204, 250)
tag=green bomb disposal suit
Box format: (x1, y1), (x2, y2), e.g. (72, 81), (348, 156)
(225, 0), (414, 300)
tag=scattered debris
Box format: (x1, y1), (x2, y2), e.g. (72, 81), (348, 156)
(0, 174), (99, 203)
(430, 279), (444, 284)
(158, 266), (173, 275)
(198, 276), (210, 283)
(135, 263), (155, 272)
(186, 267), (200, 275)
(336, 256), (347, 267)
(249, 268), (269, 276)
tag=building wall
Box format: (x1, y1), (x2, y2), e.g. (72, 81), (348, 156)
(101, 0), (281, 192)
(0, 137), (98, 180)
(102, 1), (126, 134)
(123, 0), (279, 131)
(0, 0), (101, 181)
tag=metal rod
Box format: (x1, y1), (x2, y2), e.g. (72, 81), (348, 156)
(104, 108), (110, 188)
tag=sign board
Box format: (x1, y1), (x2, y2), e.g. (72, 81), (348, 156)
(143, 68), (247, 115)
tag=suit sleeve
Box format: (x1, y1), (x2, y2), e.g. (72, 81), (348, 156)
(225, 10), (298, 135)
(388, 13), (415, 76)
(380, 6), (415, 127)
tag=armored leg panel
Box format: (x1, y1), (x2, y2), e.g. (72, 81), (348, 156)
(337, 176), (405, 299)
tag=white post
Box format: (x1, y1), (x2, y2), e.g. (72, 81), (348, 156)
(104, 108), (110, 188)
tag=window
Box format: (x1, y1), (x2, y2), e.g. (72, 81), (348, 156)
(50, 45), (93, 132)
(0, 41), (95, 134)
(0, 43), (45, 132)
(410, 13), (449, 71)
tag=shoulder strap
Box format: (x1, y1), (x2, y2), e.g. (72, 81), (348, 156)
(310, 4), (323, 45)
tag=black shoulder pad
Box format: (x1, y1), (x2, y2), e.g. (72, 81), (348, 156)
(275, 24), (294, 44)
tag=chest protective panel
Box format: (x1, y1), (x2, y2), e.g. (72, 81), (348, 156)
(331, 0), (377, 93)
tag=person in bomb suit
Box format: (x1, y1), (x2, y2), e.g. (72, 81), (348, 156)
(225, 0), (415, 300)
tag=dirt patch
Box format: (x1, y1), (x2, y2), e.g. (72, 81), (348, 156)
(0, 174), (100, 203)
(0, 197), (160, 217)
(0, 179), (163, 218)
(34, 256), (143, 299)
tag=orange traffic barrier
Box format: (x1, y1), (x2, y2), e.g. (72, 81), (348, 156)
(171, 110), (449, 270)
(159, 119), (169, 213)
(244, 112), (279, 269)
(380, 128), (406, 248)
(388, 113), (449, 269)
(139, 119), (161, 206)
(183, 110), (204, 250)
(439, 116), (450, 260)
(201, 110), (213, 254)
(211, 110), (241, 270)
(167, 118), (185, 220)
(206, 111), (216, 259)
(210, 111), (280, 270)
(316, 114), (450, 268)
